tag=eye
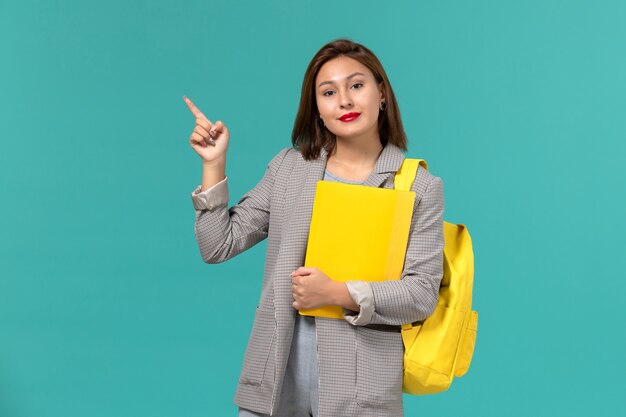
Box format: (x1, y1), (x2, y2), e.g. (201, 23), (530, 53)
(352, 82), (364, 89)
(322, 90), (335, 96)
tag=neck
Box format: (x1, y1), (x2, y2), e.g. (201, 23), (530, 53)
(330, 134), (384, 168)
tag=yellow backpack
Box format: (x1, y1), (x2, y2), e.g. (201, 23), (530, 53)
(394, 158), (478, 395)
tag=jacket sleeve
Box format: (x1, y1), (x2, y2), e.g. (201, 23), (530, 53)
(190, 147), (291, 264)
(361, 174), (445, 326)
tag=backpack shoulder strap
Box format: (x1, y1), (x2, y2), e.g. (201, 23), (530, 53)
(396, 157), (428, 335)
(394, 158), (428, 192)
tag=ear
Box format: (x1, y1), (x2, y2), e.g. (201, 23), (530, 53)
(378, 82), (385, 101)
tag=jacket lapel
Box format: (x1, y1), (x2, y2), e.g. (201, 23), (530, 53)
(361, 142), (406, 188)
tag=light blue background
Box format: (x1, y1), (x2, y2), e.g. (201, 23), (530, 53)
(1, 1), (624, 416)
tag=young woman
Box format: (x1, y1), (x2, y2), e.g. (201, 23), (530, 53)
(186, 38), (445, 417)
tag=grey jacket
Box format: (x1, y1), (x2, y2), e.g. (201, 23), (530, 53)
(190, 142), (445, 417)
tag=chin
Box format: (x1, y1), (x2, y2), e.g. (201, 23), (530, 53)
(330, 125), (374, 139)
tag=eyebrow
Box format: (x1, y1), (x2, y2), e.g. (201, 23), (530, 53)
(317, 72), (366, 88)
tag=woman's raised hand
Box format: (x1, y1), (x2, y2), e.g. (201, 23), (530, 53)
(184, 96), (230, 164)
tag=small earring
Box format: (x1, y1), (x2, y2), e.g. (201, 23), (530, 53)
(379, 101), (387, 111)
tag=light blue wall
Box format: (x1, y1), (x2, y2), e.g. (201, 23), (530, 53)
(1, 1), (624, 416)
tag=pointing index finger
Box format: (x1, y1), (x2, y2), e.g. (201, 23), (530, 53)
(183, 96), (208, 121)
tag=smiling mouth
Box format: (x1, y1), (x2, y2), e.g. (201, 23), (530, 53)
(339, 113), (361, 122)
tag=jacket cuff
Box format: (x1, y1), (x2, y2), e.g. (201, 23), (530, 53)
(190, 176), (229, 210)
(342, 280), (375, 326)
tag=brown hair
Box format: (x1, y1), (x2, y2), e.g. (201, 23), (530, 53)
(291, 38), (408, 160)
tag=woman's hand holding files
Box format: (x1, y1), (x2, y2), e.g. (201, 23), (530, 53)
(290, 267), (359, 312)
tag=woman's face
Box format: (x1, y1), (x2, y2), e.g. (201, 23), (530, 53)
(315, 56), (384, 143)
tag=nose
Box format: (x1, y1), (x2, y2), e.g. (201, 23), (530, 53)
(338, 89), (353, 108)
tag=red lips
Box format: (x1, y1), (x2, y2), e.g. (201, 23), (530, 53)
(339, 112), (361, 122)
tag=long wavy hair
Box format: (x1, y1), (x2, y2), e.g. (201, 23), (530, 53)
(291, 38), (408, 160)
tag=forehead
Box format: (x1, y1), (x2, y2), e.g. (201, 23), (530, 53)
(315, 56), (373, 85)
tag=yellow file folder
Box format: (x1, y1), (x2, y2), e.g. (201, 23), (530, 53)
(299, 180), (416, 319)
